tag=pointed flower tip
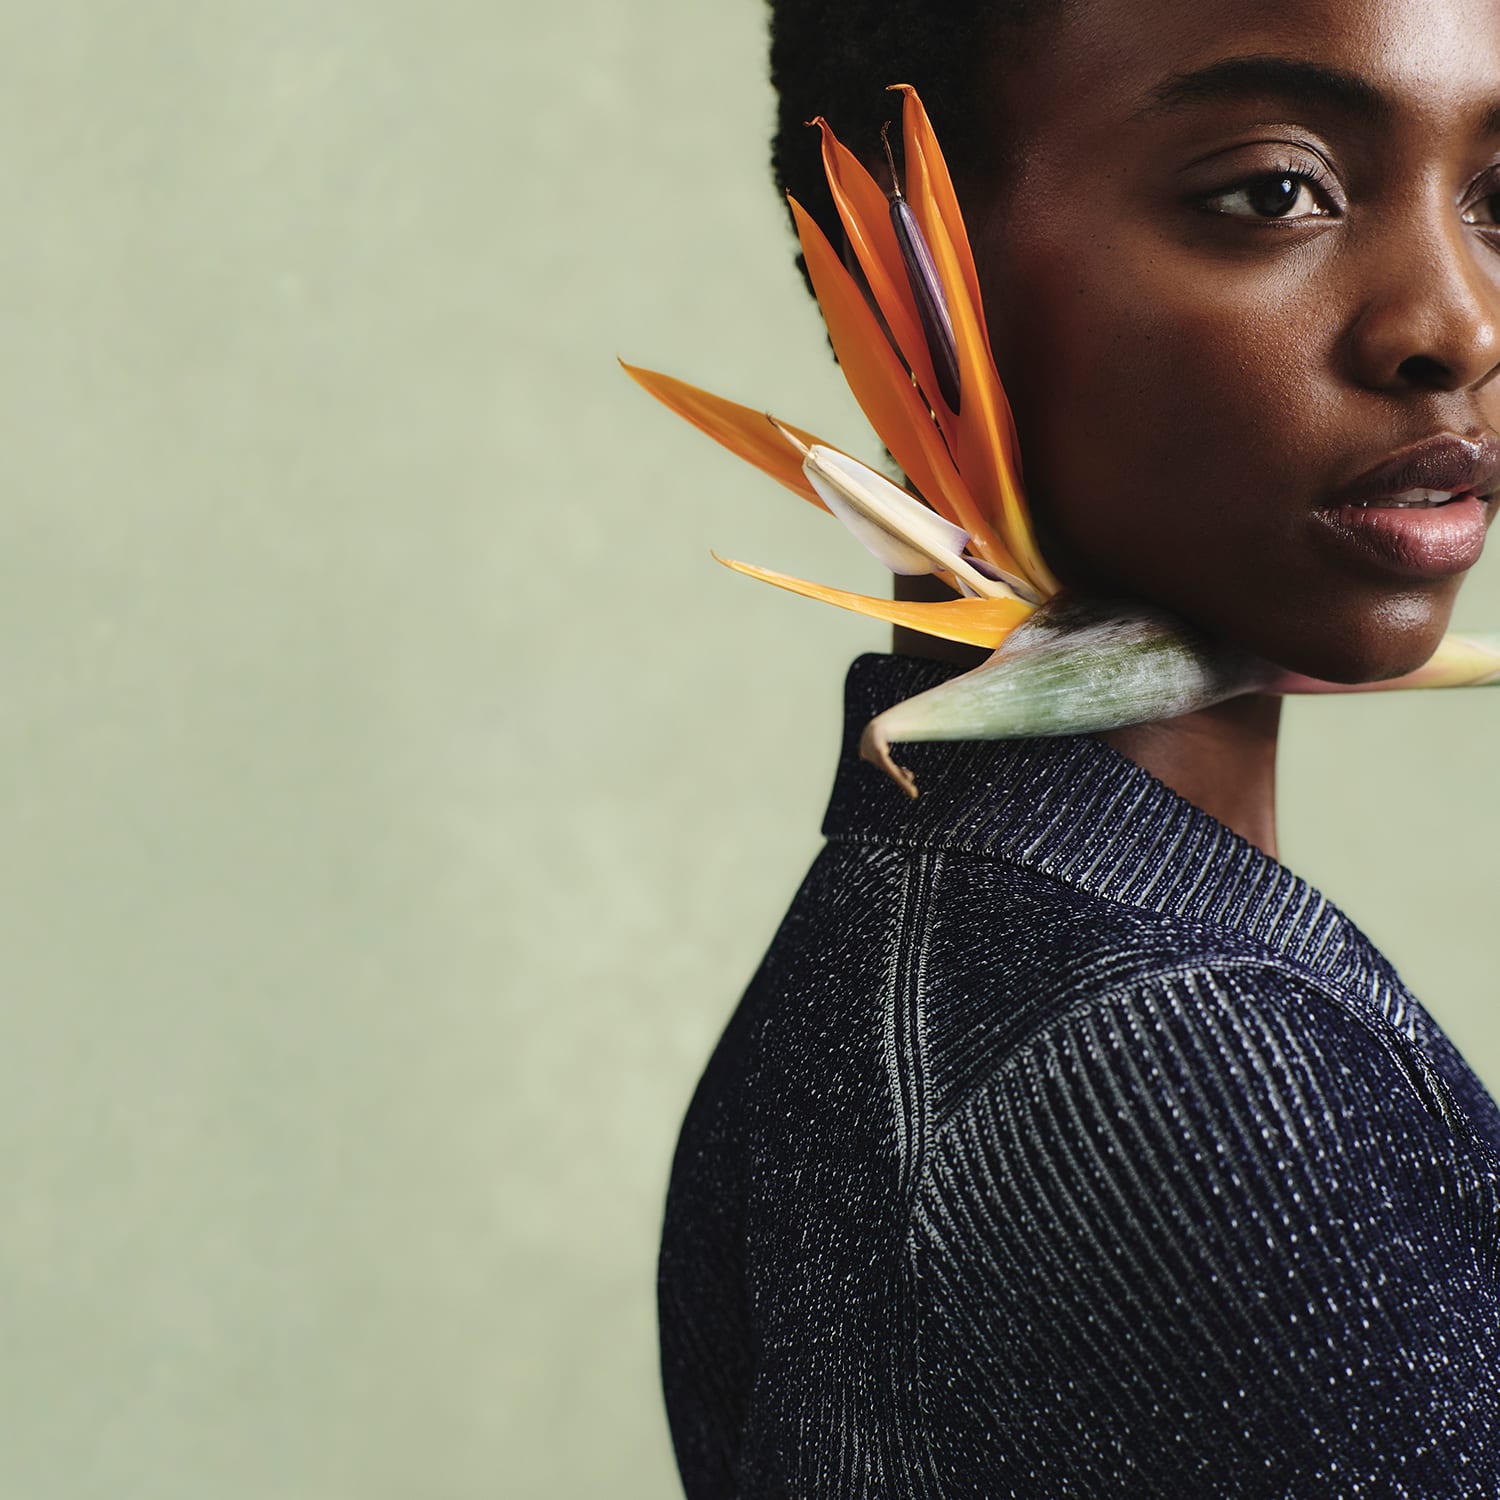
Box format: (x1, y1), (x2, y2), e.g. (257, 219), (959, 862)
(1270, 631), (1500, 695)
(768, 416), (811, 457)
(710, 553), (1029, 647)
(859, 722), (920, 798)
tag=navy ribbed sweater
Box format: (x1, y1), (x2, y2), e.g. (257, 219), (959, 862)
(659, 653), (1500, 1498)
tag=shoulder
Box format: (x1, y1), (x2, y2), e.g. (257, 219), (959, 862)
(906, 946), (1500, 1496)
(763, 839), (1462, 1136)
(915, 947), (1487, 1272)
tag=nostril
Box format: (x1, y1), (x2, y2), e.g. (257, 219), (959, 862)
(1396, 353), (1453, 388)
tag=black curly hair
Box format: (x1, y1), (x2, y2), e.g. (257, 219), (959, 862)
(768, 1), (1055, 282)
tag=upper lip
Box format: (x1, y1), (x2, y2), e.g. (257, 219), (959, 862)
(1332, 432), (1500, 508)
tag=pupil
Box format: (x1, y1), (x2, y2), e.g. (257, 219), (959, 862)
(1249, 175), (1299, 217)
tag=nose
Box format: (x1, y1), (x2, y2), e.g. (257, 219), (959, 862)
(1344, 208), (1500, 395)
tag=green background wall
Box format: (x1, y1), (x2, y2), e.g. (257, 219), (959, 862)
(1, 2), (1495, 1496)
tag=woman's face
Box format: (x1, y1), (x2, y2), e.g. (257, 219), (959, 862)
(975, 0), (1500, 681)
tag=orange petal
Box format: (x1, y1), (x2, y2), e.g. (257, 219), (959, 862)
(813, 120), (955, 447)
(896, 87), (1024, 492)
(621, 362), (829, 512)
(892, 87), (1049, 591)
(790, 196), (1025, 579)
(714, 553), (1031, 648)
(917, 174), (1060, 597)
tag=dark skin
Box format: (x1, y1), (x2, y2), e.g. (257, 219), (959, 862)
(899, 0), (1500, 857)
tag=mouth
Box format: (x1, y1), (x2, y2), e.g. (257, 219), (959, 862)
(1318, 434), (1500, 580)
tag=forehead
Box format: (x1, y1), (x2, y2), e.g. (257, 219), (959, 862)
(1005, 0), (1500, 135)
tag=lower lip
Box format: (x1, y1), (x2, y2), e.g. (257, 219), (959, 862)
(1316, 494), (1491, 579)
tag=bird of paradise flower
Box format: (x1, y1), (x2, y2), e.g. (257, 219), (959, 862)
(626, 85), (1500, 796)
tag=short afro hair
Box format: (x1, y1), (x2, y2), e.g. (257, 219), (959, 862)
(768, 2), (1051, 285)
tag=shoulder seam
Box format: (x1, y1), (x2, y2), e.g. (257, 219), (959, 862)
(921, 954), (1470, 1159)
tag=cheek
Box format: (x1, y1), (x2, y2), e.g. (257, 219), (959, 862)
(999, 247), (1325, 573)
(987, 243), (1457, 680)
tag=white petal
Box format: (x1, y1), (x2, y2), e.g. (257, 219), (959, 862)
(802, 446), (1021, 602)
(803, 446), (970, 573)
(807, 470), (934, 573)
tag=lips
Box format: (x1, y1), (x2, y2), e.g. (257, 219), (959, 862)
(1331, 432), (1500, 509)
(1318, 433), (1500, 579)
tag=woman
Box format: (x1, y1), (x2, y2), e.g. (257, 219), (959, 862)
(658, 0), (1500, 1493)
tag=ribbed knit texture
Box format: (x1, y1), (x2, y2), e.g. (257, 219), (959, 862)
(659, 654), (1500, 1498)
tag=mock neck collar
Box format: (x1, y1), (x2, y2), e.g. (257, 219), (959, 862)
(822, 653), (1397, 1004)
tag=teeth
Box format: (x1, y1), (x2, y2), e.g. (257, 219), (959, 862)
(1353, 488), (1462, 508)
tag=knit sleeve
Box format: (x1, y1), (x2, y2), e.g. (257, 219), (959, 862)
(910, 961), (1500, 1499)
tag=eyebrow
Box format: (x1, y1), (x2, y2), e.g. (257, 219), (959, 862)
(1136, 55), (1393, 128)
(1137, 53), (1500, 138)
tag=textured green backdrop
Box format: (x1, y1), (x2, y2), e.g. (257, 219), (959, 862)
(1, 2), (1496, 1496)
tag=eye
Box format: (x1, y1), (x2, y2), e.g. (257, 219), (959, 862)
(1200, 168), (1334, 222)
(1462, 183), (1500, 228)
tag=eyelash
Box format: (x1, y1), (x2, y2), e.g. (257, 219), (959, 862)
(1197, 159), (1339, 223)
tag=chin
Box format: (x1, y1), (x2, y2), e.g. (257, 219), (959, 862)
(1237, 588), (1458, 686)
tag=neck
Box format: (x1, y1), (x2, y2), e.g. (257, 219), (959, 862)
(1098, 694), (1282, 858)
(891, 580), (1283, 857)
